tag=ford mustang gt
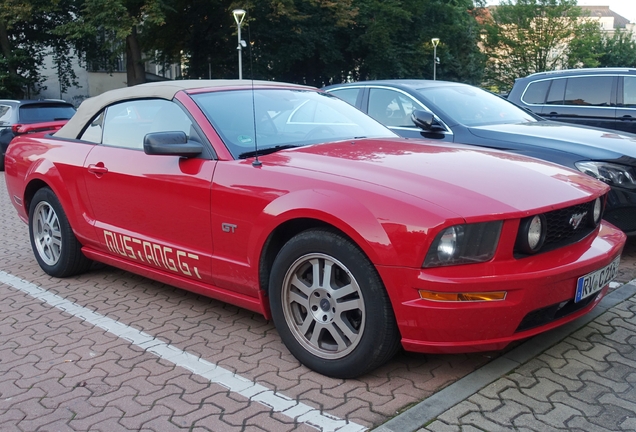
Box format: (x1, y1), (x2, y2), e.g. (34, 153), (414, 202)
(4, 80), (625, 378)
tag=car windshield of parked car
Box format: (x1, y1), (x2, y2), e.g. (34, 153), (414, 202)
(417, 85), (537, 127)
(191, 89), (396, 159)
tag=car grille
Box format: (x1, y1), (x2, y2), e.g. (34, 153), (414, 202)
(515, 292), (599, 333)
(514, 197), (603, 258)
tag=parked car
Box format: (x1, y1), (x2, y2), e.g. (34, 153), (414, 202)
(0, 99), (76, 170)
(323, 80), (636, 235)
(4, 80), (624, 378)
(507, 68), (636, 134)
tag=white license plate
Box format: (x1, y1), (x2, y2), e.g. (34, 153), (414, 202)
(575, 257), (620, 303)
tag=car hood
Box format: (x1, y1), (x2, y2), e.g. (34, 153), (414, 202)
(263, 138), (607, 220)
(468, 121), (636, 161)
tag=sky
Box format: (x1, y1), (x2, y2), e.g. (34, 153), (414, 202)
(484, 1), (636, 24)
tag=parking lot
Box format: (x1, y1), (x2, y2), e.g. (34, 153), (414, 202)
(1, 171), (635, 432)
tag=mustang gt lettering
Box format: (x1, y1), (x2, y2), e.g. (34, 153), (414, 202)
(103, 230), (201, 279)
(4, 80), (625, 378)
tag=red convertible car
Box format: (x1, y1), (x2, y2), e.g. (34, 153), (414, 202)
(4, 80), (625, 378)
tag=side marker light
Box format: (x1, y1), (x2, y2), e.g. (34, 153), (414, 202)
(419, 290), (507, 302)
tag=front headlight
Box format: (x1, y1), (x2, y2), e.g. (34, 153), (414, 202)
(575, 161), (636, 189)
(424, 221), (502, 268)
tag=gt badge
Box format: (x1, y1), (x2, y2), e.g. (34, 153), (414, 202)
(222, 223), (237, 233)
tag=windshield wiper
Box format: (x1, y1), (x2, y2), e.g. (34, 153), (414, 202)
(238, 145), (300, 159)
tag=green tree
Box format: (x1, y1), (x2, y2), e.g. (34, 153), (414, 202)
(416, 0), (485, 84)
(245, 0), (357, 86)
(0, 0), (80, 98)
(60, 0), (171, 86)
(99, 0), (485, 86)
(143, 0), (358, 84)
(481, 0), (588, 91)
(565, 20), (603, 68)
(231, 0), (485, 85)
(597, 29), (636, 68)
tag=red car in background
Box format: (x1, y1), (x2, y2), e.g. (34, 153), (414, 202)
(3, 80), (625, 378)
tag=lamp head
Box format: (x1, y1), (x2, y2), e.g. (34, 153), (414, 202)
(233, 9), (246, 25)
(431, 38), (440, 47)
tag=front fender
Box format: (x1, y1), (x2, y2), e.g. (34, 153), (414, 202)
(251, 188), (396, 266)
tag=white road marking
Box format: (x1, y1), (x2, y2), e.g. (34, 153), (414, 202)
(0, 270), (367, 432)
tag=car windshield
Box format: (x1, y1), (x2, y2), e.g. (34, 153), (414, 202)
(416, 85), (537, 127)
(191, 89), (396, 159)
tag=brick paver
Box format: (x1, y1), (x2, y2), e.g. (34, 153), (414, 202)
(617, 240), (636, 283)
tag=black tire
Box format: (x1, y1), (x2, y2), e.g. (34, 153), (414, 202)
(269, 228), (400, 378)
(0, 154), (5, 171)
(28, 188), (92, 277)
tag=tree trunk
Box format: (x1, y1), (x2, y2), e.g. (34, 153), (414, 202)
(126, 26), (146, 86)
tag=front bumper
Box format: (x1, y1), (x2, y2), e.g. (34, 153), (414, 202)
(377, 222), (625, 354)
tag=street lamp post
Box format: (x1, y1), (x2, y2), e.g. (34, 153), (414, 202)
(431, 38), (440, 80)
(232, 9), (246, 80)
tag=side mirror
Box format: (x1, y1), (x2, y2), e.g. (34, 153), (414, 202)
(411, 110), (444, 132)
(143, 131), (203, 157)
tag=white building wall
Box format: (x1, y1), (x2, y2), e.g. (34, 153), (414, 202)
(37, 53), (130, 106)
(38, 54), (90, 105)
(87, 72), (128, 97)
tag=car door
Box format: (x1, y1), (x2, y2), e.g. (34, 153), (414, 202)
(616, 75), (636, 134)
(541, 76), (617, 130)
(365, 87), (454, 141)
(81, 98), (216, 283)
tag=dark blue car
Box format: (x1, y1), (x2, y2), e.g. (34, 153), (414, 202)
(0, 99), (76, 171)
(323, 80), (636, 234)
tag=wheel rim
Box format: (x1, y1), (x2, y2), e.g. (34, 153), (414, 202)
(33, 201), (62, 266)
(281, 253), (366, 360)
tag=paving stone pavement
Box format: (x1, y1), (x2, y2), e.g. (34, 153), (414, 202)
(2, 168), (636, 432)
(615, 240), (636, 284)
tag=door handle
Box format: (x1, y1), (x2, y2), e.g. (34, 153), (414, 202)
(621, 115), (633, 120)
(88, 164), (108, 175)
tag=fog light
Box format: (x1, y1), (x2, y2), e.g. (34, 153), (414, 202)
(591, 197), (602, 225)
(517, 214), (546, 254)
(419, 290), (507, 302)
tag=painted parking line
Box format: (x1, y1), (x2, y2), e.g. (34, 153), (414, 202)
(0, 270), (366, 432)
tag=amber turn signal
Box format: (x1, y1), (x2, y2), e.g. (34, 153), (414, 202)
(419, 290), (506, 302)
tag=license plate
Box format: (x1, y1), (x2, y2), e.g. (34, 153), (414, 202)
(575, 257), (620, 303)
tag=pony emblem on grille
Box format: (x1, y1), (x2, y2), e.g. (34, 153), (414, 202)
(569, 212), (587, 230)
